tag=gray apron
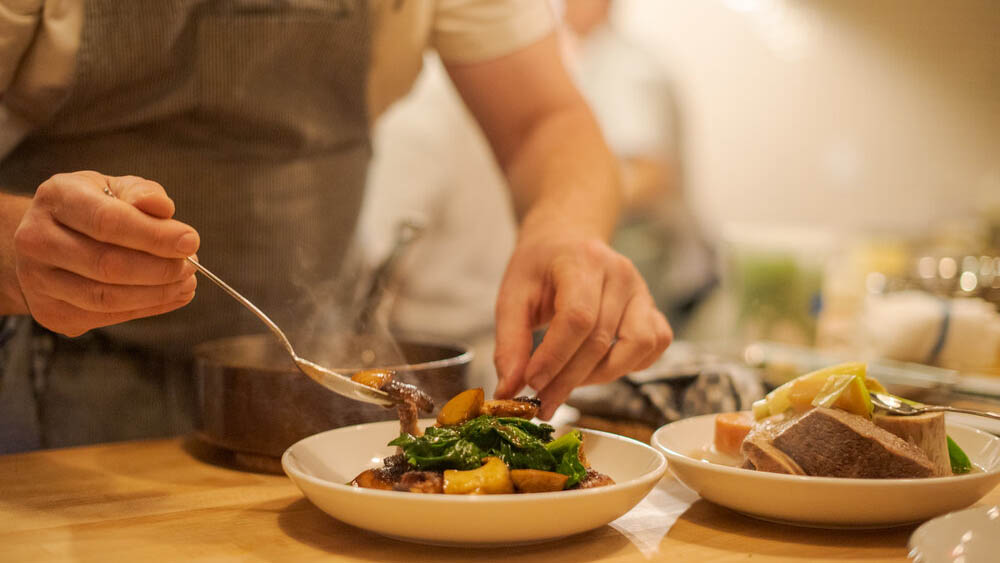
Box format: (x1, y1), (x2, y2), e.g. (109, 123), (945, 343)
(0, 0), (372, 451)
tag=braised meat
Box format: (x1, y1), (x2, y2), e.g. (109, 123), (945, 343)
(741, 434), (806, 475)
(576, 469), (616, 489)
(394, 471), (444, 494)
(771, 407), (935, 478)
(351, 369), (433, 437)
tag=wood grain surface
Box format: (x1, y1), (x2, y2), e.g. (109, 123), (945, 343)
(1, 437), (997, 562)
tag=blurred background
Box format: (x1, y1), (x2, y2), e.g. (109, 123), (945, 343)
(357, 0), (1000, 437)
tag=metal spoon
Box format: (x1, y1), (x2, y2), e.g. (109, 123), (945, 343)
(870, 391), (1000, 422)
(103, 186), (393, 407)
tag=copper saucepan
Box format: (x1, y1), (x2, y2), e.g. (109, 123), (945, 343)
(194, 332), (471, 472)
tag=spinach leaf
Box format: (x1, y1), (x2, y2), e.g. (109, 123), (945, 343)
(497, 418), (555, 441)
(546, 429), (587, 487)
(387, 415), (561, 474)
(388, 426), (485, 470)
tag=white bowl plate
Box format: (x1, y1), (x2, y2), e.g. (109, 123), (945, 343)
(651, 413), (1000, 529)
(908, 505), (1000, 563)
(282, 420), (666, 546)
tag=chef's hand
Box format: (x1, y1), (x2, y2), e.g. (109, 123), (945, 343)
(492, 228), (673, 420)
(12, 171), (199, 337)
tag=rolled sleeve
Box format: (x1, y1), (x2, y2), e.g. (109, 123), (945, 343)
(432, 0), (556, 64)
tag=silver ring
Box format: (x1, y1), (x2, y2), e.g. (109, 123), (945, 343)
(103, 186), (115, 198)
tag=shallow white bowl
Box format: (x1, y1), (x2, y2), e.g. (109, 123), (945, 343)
(651, 413), (1000, 528)
(909, 505), (1000, 563)
(282, 419), (666, 546)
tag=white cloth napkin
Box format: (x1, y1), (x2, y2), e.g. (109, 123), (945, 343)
(861, 291), (1000, 372)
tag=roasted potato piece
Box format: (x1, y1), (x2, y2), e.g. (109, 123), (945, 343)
(350, 369), (395, 389)
(437, 388), (485, 426)
(350, 468), (396, 490)
(510, 469), (569, 493)
(443, 457), (514, 495)
(481, 398), (539, 419)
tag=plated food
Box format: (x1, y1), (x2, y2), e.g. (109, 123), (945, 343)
(283, 420), (665, 545)
(281, 370), (663, 544)
(652, 362), (1000, 528)
(710, 363), (972, 479)
(346, 382), (614, 494)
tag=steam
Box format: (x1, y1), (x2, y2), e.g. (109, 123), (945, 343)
(285, 223), (411, 373)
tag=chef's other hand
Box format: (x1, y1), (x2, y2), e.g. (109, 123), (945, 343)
(493, 230), (672, 419)
(13, 171), (199, 337)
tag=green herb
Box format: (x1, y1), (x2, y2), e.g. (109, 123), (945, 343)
(545, 429), (587, 487)
(387, 416), (581, 488)
(947, 435), (972, 475)
(388, 426), (486, 470)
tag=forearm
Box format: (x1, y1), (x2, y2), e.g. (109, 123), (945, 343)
(0, 192), (31, 314)
(504, 102), (621, 242)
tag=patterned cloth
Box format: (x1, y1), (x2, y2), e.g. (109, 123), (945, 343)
(567, 342), (765, 428)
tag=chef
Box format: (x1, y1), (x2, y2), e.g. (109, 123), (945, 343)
(0, 0), (671, 452)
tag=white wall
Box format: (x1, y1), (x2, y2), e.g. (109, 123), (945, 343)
(614, 0), (1000, 240)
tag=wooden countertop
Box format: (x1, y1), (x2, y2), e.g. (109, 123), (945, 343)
(1, 437), (997, 562)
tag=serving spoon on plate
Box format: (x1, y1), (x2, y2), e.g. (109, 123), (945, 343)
(870, 392), (1000, 421)
(103, 187), (393, 407)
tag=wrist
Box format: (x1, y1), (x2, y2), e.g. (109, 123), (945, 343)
(518, 198), (618, 245)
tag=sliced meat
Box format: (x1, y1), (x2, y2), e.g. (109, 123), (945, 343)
(741, 434), (806, 475)
(874, 412), (951, 477)
(739, 412), (804, 475)
(772, 407), (935, 478)
(394, 471), (444, 494)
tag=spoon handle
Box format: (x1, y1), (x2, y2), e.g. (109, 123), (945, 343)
(923, 405), (1000, 422)
(185, 257), (296, 359)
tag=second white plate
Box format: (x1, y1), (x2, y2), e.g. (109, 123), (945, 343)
(651, 413), (1000, 528)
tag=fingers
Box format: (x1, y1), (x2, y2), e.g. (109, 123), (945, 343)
(503, 238), (673, 420)
(521, 256), (603, 395)
(12, 170), (201, 338)
(108, 174), (176, 219)
(584, 296), (673, 386)
(533, 267), (632, 419)
(36, 172), (199, 258)
(16, 217), (196, 285)
(25, 292), (196, 338)
(28, 265), (197, 313)
(493, 278), (537, 400)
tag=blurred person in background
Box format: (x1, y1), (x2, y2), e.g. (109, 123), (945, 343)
(0, 1), (671, 453)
